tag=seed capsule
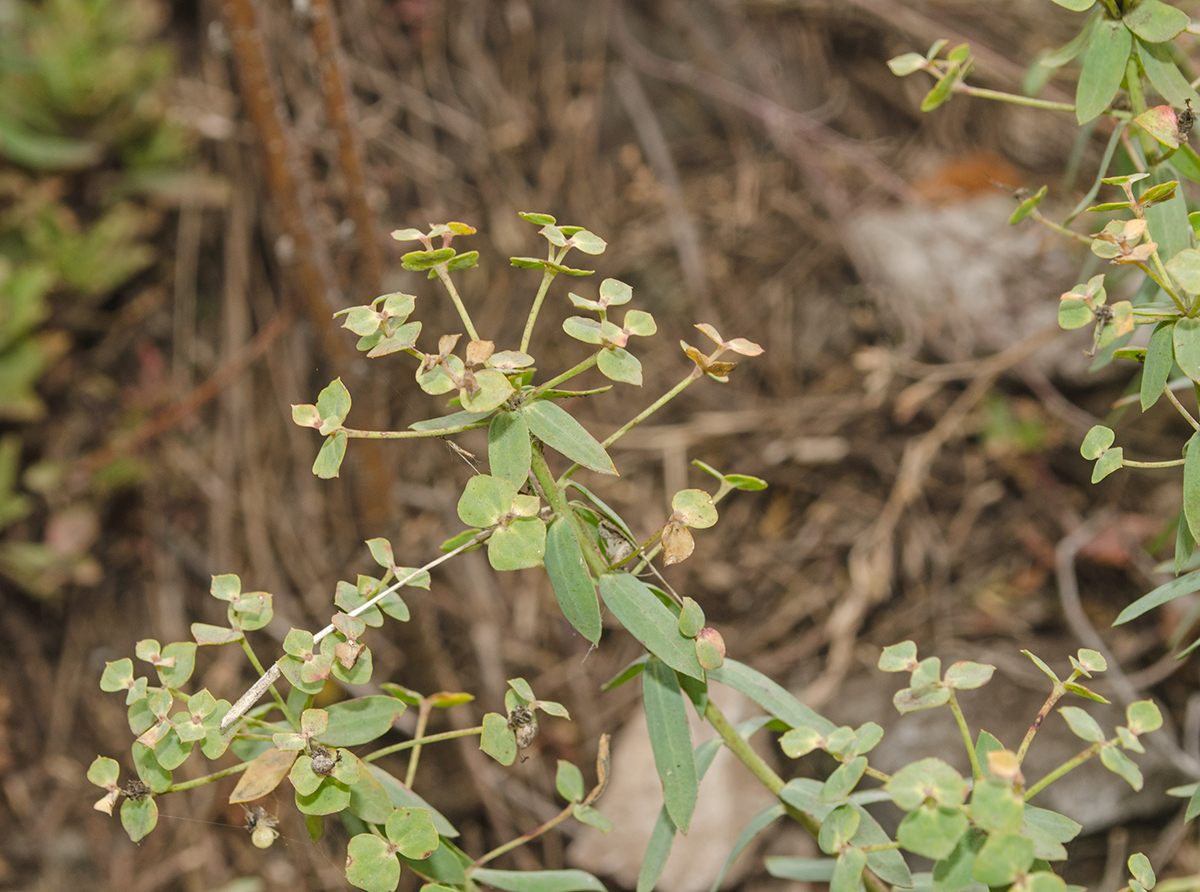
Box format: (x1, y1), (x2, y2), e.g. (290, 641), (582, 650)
(507, 705), (538, 750)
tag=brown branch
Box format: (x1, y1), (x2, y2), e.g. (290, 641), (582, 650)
(308, 0), (385, 295)
(216, 0), (347, 365)
(217, 0), (393, 528)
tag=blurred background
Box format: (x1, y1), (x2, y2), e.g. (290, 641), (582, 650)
(2, 0), (1199, 889)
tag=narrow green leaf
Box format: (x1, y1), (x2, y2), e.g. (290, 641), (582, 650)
(521, 401), (617, 475)
(1010, 185), (1049, 224)
(921, 65), (960, 112)
(1142, 322), (1174, 411)
(470, 870), (606, 892)
(1041, 14), (1098, 66)
(1137, 38), (1199, 108)
(1076, 18), (1132, 123)
(1115, 565), (1200, 624)
(643, 657), (698, 833)
(544, 519), (601, 644)
(599, 573), (705, 680)
(708, 659), (836, 735)
(1176, 506), (1196, 575)
(707, 804), (786, 892)
(1185, 431), (1200, 542)
(636, 806), (677, 892)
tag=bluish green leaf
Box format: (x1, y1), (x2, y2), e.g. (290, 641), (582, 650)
(480, 712), (517, 765)
(1115, 566), (1200, 624)
(599, 573), (705, 680)
(367, 766), (459, 837)
(346, 833), (401, 892)
(1076, 18), (1132, 123)
(470, 869), (606, 892)
(708, 804), (786, 892)
(642, 657), (698, 833)
(120, 795), (158, 844)
(1142, 322), (1174, 411)
(1185, 430), (1200, 541)
(973, 832), (1034, 886)
(544, 519), (601, 644)
(521, 401), (616, 475)
(831, 849), (868, 892)
(316, 696), (406, 746)
(489, 412), (532, 487)
(488, 517), (546, 570)
(313, 431), (347, 479)
(708, 659), (835, 735)
(1126, 1), (1189, 43)
(597, 347), (642, 385)
(1137, 38), (1199, 108)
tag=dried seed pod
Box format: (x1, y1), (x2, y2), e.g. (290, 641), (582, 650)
(309, 743), (339, 776)
(122, 779), (150, 801)
(242, 805), (279, 849)
(507, 705), (538, 750)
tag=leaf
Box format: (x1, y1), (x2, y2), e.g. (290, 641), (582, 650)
(316, 696), (406, 746)
(922, 64), (960, 112)
(1186, 430), (1200, 541)
(1142, 322), (1175, 411)
(120, 796), (158, 844)
(488, 517), (547, 570)
(1124, 0), (1189, 43)
(672, 489), (718, 529)
(943, 661), (994, 690)
(1137, 38), (1199, 109)
(1059, 706), (1106, 742)
(888, 53), (927, 75)
(316, 378), (352, 427)
(832, 849), (868, 892)
(1010, 185), (1049, 224)
(230, 747), (299, 803)
(596, 347), (643, 385)
(470, 869), (606, 892)
(973, 832), (1035, 886)
(599, 573), (705, 680)
(708, 659), (836, 735)
(313, 431), (348, 479)
(489, 412), (532, 487)
(521, 401), (617, 475)
(642, 658), (699, 833)
(557, 760), (586, 803)
(402, 247), (456, 271)
(543, 519), (601, 644)
(1041, 15), (1098, 66)
(458, 475), (517, 528)
(480, 713), (517, 765)
(346, 833), (401, 892)
(708, 804), (786, 892)
(764, 857), (837, 882)
(1076, 18), (1133, 123)
(1081, 425), (1115, 459)
(387, 807), (439, 859)
(1115, 566), (1200, 624)
(1092, 447), (1124, 482)
(367, 766), (459, 837)
(886, 758), (968, 810)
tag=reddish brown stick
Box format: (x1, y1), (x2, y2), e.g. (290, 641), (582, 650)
(308, 0), (385, 295)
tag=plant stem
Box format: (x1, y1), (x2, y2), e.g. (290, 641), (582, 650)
(405, 701), (433, 786)
(703, 700), (894, 892)
(340, 420), (491, 439)
(1132, 260), (1190, 315)
(469, 803), (576, 870)
(555, 368), (702, 487)
(947, 691), (983, 779)
(531, 443), (609, 577)
(363, 726), (484, 763)
(1030, 209), (1092, 246)
(520, 269), (559, 353)
(240, 639), (295, 727)
(530, 355), (600, 398)
(954, 84), (1076, 113)
(163, 761), (251, 792)
(1024, 742), (1103, 800)
(1017, 684), (1066, 763)
(1123, 458), (1185, 468)
(435, 266), (481, 341)
(1168, 386), (1200, 430)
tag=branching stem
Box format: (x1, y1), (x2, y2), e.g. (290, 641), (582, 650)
(434, 266), (480, 341)
(363, 726), (484, 763)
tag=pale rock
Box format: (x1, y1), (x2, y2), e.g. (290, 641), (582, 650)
(568, 686), (778, 892)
